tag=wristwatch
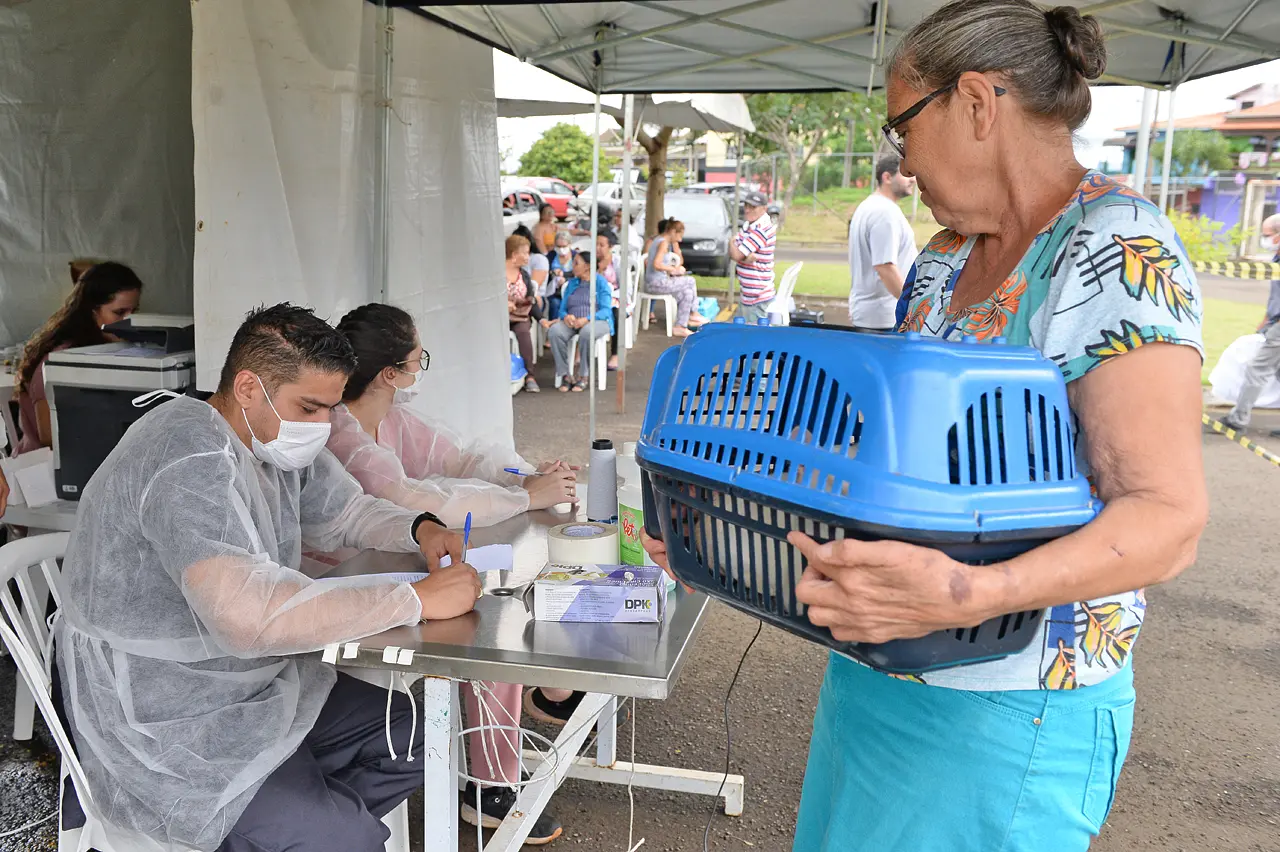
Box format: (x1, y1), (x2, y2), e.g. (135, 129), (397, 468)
(410, 511), (445, 543)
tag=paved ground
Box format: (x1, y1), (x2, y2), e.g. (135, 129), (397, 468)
(3, 324), (1278, 851)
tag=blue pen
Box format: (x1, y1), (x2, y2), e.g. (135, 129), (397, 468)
(462, 512), (472, 563)
(504, 467), (542, 477)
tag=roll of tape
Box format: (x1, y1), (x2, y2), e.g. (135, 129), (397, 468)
(547, 521), (620, 566)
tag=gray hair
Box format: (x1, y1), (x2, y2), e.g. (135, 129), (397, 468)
(889, 0), (1107, 132)
(1263, 214), (1280, 232)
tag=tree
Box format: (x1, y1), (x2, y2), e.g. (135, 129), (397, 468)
(1150, 130), (1236, 177)
(518, 123), (612, 184)
(637, 126), (675, 238)
(745, 92), (882, 207)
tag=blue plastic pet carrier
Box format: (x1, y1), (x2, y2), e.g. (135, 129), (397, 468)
(636, 325), (1101, 674)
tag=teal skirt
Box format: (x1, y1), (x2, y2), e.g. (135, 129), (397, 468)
(793, 654), (1135, 852)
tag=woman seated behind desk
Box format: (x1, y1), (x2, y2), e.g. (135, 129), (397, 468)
(12, 261), (143, 455)
(329, 303), (576, 844)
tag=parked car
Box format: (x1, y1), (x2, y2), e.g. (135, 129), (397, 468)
(514, 176), (578, 219)
(500, 182), (546, 236)
(675, 182), (784, 222)
(662, 194), (733, 278)
(571, 182), (647, 220)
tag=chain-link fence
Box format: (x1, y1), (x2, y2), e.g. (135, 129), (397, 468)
(740, 152), (936, 246)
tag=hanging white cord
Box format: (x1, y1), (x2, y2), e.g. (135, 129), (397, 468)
(626, 701), (642, 852)
(400, 673), (417, 763)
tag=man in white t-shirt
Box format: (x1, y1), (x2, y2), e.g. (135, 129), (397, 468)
(847, 154), (918, 331)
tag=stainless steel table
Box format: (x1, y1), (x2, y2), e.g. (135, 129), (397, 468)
(323, 508), (742, 852)
(0, 500), (79, 533)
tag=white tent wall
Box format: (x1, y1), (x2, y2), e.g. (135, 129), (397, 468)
(0, 0), (194, 347)
(192, 2), (511, 443)
(384, 12), (511, 444)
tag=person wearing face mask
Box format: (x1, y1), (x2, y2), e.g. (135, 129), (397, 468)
(1222, 214), (1280, 436)
(52, 303), (479, 852)
(12, 260), (143, 454)
(326, 302), (573, 843)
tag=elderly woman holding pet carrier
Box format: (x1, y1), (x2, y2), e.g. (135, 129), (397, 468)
(645, 2), (1207, 850)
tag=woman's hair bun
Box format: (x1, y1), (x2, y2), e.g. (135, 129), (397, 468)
(1045, 5), (1107, 80)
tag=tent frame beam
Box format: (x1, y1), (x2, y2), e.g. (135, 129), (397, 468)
(531, 0), (784, 63)
(627, 0), (876, 65)
(1182, 0), (1266, 81)
(617, 27), (858, 90)
(611, 24), (874, 90)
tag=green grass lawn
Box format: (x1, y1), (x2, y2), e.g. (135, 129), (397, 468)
(698, 260), (1251, 385)
(780, 187), (940, 248)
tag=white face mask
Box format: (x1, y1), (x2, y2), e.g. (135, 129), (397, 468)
(1262, 233), (1279, 252)
(393, 367), (427, 402)
(242, 376), (331, 471)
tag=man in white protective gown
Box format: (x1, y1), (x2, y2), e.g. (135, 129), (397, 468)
(53, 304), (483, 852)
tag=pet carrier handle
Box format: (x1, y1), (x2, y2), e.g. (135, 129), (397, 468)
(640, 469), (663, 541)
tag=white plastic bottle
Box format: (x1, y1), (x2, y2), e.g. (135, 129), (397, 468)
(616, 442), (656, 567)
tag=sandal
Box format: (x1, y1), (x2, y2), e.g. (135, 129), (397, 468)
(571, 379), (587, 392)
(557, 377), (573, 393)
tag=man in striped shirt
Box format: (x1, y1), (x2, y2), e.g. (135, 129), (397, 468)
(729, 191), (777, 322)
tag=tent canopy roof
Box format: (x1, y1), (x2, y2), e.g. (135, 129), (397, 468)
(408, 0), (1280, 93)
(497, 92), (755, 131)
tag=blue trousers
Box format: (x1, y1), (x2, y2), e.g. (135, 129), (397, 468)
(794, 654), (1135, 852)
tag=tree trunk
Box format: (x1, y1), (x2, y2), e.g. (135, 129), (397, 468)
(637, 126), (675, 239)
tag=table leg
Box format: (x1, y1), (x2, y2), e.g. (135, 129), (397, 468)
(421, 676), (458, 852)
(485, 691), (613, 851)
(595, 696), (617, 768)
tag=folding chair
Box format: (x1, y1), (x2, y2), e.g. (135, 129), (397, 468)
(0, 534), (410, 852)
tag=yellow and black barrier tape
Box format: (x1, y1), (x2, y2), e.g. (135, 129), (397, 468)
(1192, 260), (1280, 280)
(1203, 412), (1280, 468)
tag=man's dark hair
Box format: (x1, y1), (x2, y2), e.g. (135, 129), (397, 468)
(876, 153), (903, 187)
(217, 303), (356, 393)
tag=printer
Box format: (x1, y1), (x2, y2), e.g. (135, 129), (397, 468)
(44, 314), (196, 500)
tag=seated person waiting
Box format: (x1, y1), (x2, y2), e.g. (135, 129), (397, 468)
(541, 251), (613, 392)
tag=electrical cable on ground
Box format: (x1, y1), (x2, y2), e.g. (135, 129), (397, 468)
(704, 620), (763, 852)
(0, 811), (56, 840)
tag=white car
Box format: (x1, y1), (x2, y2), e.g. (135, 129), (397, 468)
(571, 182), (646, 218)
(500, 183), (547, 236)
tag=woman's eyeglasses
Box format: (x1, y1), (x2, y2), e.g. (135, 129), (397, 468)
(881, 81), (1006, 157)
(398, 352), (430, 372)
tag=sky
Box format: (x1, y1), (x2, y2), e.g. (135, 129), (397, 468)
(494, 51), (1280, 174)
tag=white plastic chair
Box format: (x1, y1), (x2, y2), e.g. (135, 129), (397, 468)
(555, 332), (610, 391)
(637, 291), (677, 337)
(0, 534), (410, 852)
(614, 246), (641, 350)
(767, 262), (804, 327)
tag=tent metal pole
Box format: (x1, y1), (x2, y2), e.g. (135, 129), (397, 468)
(617, 94), (635, 415)
(867, 0), (887, 96)
(589, 77), (602, 443)
(1158, 82), (1178, 212)
(731, 131), (742, 308)
(373, 0), (394, 301)
(1132, 88), (1156, 196)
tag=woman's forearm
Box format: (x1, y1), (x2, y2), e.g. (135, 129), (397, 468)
(969, 493), (1206, 621)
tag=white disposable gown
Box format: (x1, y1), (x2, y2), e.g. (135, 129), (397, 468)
(55, 396), (426, 850)
(326, 403), (532, 529)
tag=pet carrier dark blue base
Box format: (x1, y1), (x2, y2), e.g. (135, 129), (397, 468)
(636, 325), (1100, 674)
